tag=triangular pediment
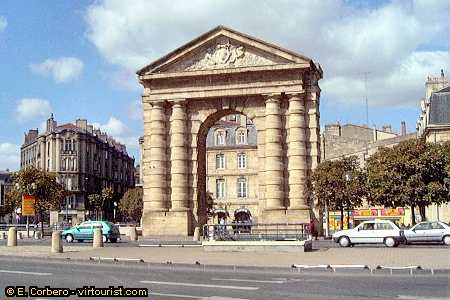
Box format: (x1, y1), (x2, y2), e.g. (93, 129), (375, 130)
(137, 25), (314, 75)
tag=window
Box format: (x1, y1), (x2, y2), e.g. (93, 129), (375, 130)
(376, 223), (393, 230)
(237, 177), (248, 198)
(216, 179), (225, 199)
(216, 153), (225, 169)
(431, 222), (444, 230)
(236, 129), (247, 144)
(0, 185), (4, 206)
(361, 223), (375, 230)
(415, 223), (432, 231)
(215, 130), (225, 146)
(237, 153), (247, 169)
(229, 114), (237, 122)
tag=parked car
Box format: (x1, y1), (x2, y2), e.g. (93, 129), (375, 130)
(332, 219), (404, 247)
(62, 221), (120, 243)
(403, 221), (450, 245)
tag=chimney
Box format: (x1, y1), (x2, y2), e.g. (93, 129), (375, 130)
(401, 121), (406, 136)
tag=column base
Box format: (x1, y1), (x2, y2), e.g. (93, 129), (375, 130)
(260, 208), (287, 223)
(142, 210), (193, 236)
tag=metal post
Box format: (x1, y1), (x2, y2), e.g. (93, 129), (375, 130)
(26, 216), (29, 238)
(325, 203), (329, 238)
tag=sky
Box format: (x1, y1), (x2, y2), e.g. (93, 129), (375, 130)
(1, 0), (449, 171)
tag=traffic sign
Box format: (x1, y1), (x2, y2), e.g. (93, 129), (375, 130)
(22, 194), (36, 216)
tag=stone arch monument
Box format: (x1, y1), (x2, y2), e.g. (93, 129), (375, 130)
(137, 26), (322, 236)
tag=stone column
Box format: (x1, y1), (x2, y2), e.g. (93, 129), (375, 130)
(148, 101), (168, 211)
(170, 100), (189, 211)
(264, 94), (285, 209)
(287, 93), (308, 209)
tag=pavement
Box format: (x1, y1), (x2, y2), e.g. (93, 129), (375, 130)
(0, 256), (449, 300)
(0, 238), (449, 270)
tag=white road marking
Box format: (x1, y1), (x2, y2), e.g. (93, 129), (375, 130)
(398, 296), (450, 300)
(149, 292), (202, 299)
(211, 278), (285, 284)
(0, 269), (52, 276)
(149, 293), (249, 300)
(140, 280), (259, 291)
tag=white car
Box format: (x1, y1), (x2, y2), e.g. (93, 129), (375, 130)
(403, 221), (450, 245)
(332, 220), (404, 248)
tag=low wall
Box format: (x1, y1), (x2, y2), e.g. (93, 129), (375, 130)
(202, 239), (312, 252)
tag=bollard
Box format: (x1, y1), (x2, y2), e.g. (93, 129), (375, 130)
(7, 227), (17, 247)
(93, 228), (103, 248)
(0, 232), (6, 240)
(129, 227), (138, 241)
(193, 226), (200, 241)
(17, 232), (23, 240)
(51, 231), (63, 253)
(34, 231), (42, 239)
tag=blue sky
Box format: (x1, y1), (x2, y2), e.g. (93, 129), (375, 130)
(1, 0), (449, 171)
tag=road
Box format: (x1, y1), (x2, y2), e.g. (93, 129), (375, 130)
(0, 256), (449, 299)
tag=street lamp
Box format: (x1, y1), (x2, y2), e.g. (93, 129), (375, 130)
(344, 173), (351, 229)
(113, 201), (118, 223)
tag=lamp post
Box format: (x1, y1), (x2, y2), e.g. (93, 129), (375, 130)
(344, 173), (351, 229)
(15, 182), (37, 238)
(113, 201), (117, 223)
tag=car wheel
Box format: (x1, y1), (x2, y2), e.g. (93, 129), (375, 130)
(109, 238), (117, 243)
(65, 234), (74, 243)
(339, 236), (351, 247)
(102, 235), (108, 243)
(384, 237), (396, 248)
(443, 235), (450, 245)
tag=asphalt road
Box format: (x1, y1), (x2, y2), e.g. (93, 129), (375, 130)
(0, 256), (449, 300)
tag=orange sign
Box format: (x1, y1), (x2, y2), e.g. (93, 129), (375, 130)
(22, 194), (36, 216)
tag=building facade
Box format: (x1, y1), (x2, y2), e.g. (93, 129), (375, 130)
(206, 114), (258, 223)
(321, 122), (416, 231)
(138, 25), (322, 236)
(0, 170), (12, 223)
(21, 114), (135, 225)
(416, 70), (450, 222)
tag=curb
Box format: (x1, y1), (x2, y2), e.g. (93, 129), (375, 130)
(89, 256), (145, 263)
(138, 244), (201, 248)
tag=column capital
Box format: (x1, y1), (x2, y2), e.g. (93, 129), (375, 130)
(151, 100), (166, 107)
(168, 99), (187, 107)
(262, 93), (282, 103)
(286, 91), (305, 101)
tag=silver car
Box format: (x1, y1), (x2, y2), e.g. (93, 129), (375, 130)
(403, 221), (450, 245)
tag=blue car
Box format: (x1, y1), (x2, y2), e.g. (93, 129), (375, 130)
(62, 221), (120, 243)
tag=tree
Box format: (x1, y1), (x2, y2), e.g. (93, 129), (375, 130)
(366, 139), (450, 225)
(118, 187), (143, 223)
(311, 156), (366, 230)
(9, 167), (66, 234)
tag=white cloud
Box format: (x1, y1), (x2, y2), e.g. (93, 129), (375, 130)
(0, 143), (20, 171)
(0, 16), (7, 32)
(84, 0), (450, 108)
(16, 98), (52, 122)
(30, 57), (83, 83)
(93, 117), (139, 150)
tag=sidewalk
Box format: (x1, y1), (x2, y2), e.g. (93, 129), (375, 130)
(0, 244), (448, 269)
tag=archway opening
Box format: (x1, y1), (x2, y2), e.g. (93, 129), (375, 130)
(196, 110), (258, 226)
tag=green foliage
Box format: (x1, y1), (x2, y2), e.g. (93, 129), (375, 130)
(366, 139), (450, 223)
(312, 156), (366, 229)
(101, 187), (114, 205)
(87, 193), (102, 210)
(9, 167), (66, 215)
(118, 187), (143, 223)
